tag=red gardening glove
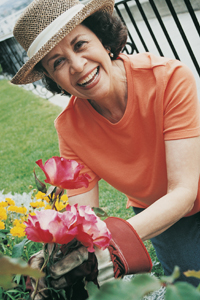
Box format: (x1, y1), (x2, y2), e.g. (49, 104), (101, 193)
(49, 217), (152, 287)
(104, 217), (152, 277)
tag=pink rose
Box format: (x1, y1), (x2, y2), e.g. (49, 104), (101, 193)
(25, 210), (78, 245)
(36, 157), (91, 190)
(76, 206), (112, 252)
(25, 205), (111, 253)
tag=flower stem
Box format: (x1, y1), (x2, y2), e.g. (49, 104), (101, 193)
(32, 249), (50, 300)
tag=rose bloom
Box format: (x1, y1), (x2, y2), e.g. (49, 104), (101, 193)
(25, 205), (111, 252)
(77, 206), (112, 252)
(25, 209), (79, 244)
(36, 157), (91, 190)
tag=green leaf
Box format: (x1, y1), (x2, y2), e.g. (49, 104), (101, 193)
(12, 238), (28, 258)
(184, 270), (200, 279)
(0, 255), (44, 290)
(92, 207), (108, 218)
(165, 282), (200, 300)
(0, 274), (16, 290)
(161, 266), (180, 284)
(0, 232), (7, 239)
(86, 281), (99, 297)
(0, 229), (10, 234)
(88, 275), (161, 300)
(13, 274), (21, 285)
(129, 274), (161, 299)
(0, 287), (3, 298)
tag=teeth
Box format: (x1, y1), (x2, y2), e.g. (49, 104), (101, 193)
(78, 67), (98, 86)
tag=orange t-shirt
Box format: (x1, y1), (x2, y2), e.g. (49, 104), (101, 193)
(55, 53), (200, 216)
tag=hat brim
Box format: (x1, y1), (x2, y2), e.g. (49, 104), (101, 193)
(11, 0), (115, 85)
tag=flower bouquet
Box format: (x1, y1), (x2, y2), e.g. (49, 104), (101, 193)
(24, 156), (111, 300)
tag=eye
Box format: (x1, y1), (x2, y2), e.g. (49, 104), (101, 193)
(74, 40), (87, 51)
(53, 57), (65, 70)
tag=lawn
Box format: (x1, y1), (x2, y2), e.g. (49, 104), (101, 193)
(0, 79), (163, 277)
(0, 80), (61, 194)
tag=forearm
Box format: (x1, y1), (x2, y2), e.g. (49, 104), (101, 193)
(127, 187), (196, 241)
(68, 182), (99, 207)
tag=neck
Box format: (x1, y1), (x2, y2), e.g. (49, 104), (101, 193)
(88, 59), (127, 123)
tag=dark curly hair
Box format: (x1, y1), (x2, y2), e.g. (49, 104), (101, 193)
(34, 11), (128, 96)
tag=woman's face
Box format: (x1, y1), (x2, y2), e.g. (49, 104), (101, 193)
(42, 24), (113, 101)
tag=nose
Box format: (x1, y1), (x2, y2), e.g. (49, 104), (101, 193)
(69, 54), (87, 75)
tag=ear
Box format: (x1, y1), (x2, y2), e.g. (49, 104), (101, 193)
(105, 46), (110, 54)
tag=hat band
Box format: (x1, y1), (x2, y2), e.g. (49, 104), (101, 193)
(27, 3), (85, 58)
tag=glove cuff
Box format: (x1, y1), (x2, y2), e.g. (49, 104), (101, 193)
(104, 217), (152, 277)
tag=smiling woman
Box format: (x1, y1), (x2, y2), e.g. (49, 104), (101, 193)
(11, 0), (200, 298)
(34, 10), (127, 97)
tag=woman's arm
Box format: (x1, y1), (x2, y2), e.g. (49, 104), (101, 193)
(127, 136), (200, 241)
(68, 182), (99, 207)
(68, 136), (200, 242)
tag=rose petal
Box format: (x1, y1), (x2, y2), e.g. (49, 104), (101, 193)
(36, 157), (90, 190)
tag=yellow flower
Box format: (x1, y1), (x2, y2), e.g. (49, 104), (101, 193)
(30, 202), (38, 208)
(0, 208), (7, 220)
(17, 207), (27, 214)
(0, 221), (5, 229)
(61, 194), (68, 202)
(7, 205), (18, 212)
(55, 200), (68, 211)
(13, 219), (26, 228)
(20, 216), (26, 222)
(13, 219), (19, 226)
(10, 226), (26, 238)
(45, 204), (52, 210)
(35, 191), (49, 202)
(0, 201), (8, 208)
(30, 201), (45, 209)
(38, 201), (45, 208)
(29, 212), (36, 216)
(5, 198), (15, 206)
(7, 206), (27, 214)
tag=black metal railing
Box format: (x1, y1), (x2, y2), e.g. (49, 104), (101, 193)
(115, 0), (200, 77)
(0, 37), (52, 99)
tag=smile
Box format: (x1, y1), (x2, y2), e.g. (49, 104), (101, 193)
(77, 67), (99, 87)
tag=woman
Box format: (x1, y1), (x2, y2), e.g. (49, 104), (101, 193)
(12, 0), (200, 294)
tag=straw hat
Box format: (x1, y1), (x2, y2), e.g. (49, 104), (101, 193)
(11, 0), (115, 85)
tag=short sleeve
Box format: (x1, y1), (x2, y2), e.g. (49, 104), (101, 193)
(56, 130), (100, 197)
(163, 61), (200, 140)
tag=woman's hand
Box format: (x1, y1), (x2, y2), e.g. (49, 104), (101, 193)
(50, 217), (151, 285)
(27, 217), (152, 298)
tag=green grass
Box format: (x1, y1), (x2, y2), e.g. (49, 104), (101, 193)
(0, 80), (61, 194)
(0, 79), (163, 277)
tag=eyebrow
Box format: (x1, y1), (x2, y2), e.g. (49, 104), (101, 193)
(46, 34), (86, 66)
(46, 54), (60, 66)
(70, 34), (83, 46)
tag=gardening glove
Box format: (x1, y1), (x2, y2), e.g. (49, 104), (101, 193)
(26, 250), (49, 300)
(50, 217), (152, 287)
(26, 247), (94, 300)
